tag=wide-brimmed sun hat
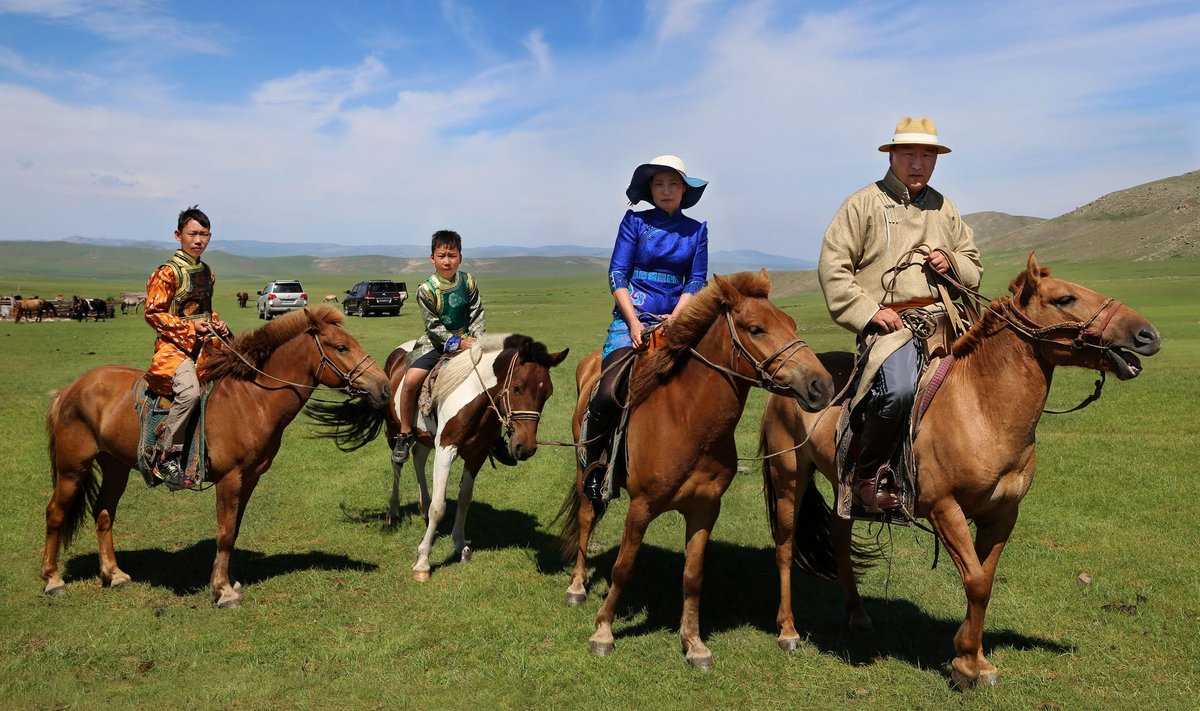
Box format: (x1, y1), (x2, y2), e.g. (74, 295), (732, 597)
(625, 155), (708, 209)
(878, 116), (952, 154)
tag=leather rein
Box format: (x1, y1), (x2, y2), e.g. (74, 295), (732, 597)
(212, 329), (377, 399)
(469, 347), (544, 437)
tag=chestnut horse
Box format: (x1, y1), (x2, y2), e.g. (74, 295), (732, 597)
(758, 254), (1161, 688)
(558, 271), (834, 670)
(307, 333), (568, 581)
(41, 306), (391, 608)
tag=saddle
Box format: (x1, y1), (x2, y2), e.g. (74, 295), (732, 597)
(132, 376), (215, 491)
(417, 349), (466, 418)
(834, 305), (965, 524)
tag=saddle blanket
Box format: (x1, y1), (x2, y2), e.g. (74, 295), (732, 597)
(132, 376), (214, 491)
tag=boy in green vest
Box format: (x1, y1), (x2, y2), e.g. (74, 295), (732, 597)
(392, 230), (487, 464)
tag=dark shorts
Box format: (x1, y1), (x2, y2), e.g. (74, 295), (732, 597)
(410, 348), (441, 371)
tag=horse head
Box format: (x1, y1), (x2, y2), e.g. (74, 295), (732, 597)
(300, 307), (391, 407)
(1007, 253), (1161, 380)
(493, 335), (569, 461)
(712, 270), (834, 412)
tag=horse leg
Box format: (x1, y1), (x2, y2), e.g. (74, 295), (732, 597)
(590, 497), (653, 657)
(565, 479), (599, 606)
(412, 445), (455, 582)
(387, 458), (404, 528)
(41, 464), (91, 596)
(929, 503), (1015, 689)
(450, 467), (477, 564)
(211, 471), (254, 608)
(766, 450), (802, 651)
(412, 445), (432, 520)
(679, 500), (721, 671)
(93, 455), (132, 588)
(830, 512), (872, 632)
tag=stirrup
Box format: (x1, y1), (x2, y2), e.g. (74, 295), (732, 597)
(853, 468), (902, 514)
(581, 460), (607, 502)
(153, 458), (190, 490)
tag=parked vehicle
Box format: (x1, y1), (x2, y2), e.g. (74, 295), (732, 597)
(343, 280), (407, 317)
(256, 280), (307, 320)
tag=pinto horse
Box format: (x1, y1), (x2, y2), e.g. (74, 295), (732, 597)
(40, 306), (390, 607)
(558, 271), (834, 670)
(70, 296), (108, 322)
(758, 254), (1161, 688)
(308, 333), (568, 581)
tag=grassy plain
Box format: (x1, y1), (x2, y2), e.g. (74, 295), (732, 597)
(1, 256), (1197, 710)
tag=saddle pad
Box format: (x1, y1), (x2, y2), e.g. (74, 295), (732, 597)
(132, 376), (214, 490)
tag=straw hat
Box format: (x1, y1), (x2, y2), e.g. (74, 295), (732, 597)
(878, 116), (952, 154)
(625, 155), (708, 209)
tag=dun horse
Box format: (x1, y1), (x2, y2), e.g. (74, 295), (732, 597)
(41, 306), (390, 607)
(758, 254), (1161, 688)
(308, 334), (568, 581)
(558, 271), (833, 670)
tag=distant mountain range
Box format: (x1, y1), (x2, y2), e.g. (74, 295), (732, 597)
(59, 236), (817, 273)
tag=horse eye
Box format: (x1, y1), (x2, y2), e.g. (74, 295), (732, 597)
(513, 385), (522, 395)
(748, 325), (765, 336)
(336, 344), (350, 352)
(1054, 295), (1076, 306)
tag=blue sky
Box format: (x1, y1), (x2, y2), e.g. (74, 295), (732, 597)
(1, 0), (1197, 259)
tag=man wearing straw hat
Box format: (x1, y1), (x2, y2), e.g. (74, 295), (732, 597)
(818, 116), (982, 514)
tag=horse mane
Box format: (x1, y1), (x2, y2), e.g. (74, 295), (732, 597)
(951, 264), (1053, 358)
(430, 333), (559, 403)
(202, 306), (345, 382)
(430, 333), (511, 402)
(628, 270), (772, 407)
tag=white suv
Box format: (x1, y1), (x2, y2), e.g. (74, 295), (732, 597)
(256, 280), (307, 320)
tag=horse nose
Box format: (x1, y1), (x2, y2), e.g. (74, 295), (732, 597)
(809, 374), (834, 408)
(513, 442), (535, 460)
(1135, 327), (1161, 354)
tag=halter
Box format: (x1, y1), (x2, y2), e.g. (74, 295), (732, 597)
(470, 347), (545, 438)
(687, 309), (813, 394)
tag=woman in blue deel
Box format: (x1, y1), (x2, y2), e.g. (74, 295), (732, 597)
(580, 154), (709, 501)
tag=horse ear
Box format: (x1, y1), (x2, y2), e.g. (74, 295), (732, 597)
(712, 273), (740, 306)
(1009, 252), (1042, 304)
(548, 348), (570, 367)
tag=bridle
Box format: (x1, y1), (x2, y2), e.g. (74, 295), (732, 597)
(688, 309), (813, 394)
(470, 347), (545, 438)
(213, 328), (377, 398)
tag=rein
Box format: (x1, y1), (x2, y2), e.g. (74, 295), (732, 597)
(211, 329), (377, 398)
(688, 310), (813, 395)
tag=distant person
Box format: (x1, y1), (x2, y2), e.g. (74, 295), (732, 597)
(391, 229), (489, 465)
(819, 116), (981, 513)
(579, 154), (710, 501)
(144, 205), (231, 489)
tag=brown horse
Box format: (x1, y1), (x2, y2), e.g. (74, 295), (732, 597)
(13, 298), (49, 323)
(236, 292), (250, 308)
(558, 271), (834, 670)
(758, 254), (1161, 688)
(41, 306), (391, 607)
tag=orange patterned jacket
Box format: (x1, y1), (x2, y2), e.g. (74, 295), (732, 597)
(143, 258), (221, 395)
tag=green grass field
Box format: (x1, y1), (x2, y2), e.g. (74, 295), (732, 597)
(1, 257), (1197, 709)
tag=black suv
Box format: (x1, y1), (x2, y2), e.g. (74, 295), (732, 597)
(343, 280), (408, 317)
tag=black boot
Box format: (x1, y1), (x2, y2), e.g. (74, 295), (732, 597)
(850, 411), (904, 513)
(579, 410), (611, 502)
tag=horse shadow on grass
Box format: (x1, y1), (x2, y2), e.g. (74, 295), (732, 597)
(62, 542), (377, 596)
(556, 535), (1074, 677)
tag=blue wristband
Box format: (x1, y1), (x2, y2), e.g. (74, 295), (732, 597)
(444, 335), (462, 353)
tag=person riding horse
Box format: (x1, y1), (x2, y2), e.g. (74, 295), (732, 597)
(818, 116), (982, 515)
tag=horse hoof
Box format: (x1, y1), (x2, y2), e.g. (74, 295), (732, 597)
(44, 583), (66, 597)
(565, 591), (587, 607)
(777, 636), (801, 652)
(589, 640), (614, 657)
(233, 581), (242, 593)
(412, 569), (430, 583)
(686, 653), (714, 672)
(951, 668), (1000, 690)
(216, 594), (242, 609)
(108, 573), (132, 589)
(459, 547), (472, 564)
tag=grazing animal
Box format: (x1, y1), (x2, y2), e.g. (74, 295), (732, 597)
(236, 291), (250, 308)
(322, 294), (340, 304)
(70, 296), (108, 322)
(308, 333), (568, 581)
(758, 254), (1161, 688)
(13, 298), (50, 323)
(40, 307), (391, 607)
(558, 271), (833, 670)
(120, 291), (147, 314)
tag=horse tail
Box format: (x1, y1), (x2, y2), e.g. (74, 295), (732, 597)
(552, 478), (605, 562)
(304, 396), (386, 451)
(46, 388), (101, 551)
(792, 479), (883, 579)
